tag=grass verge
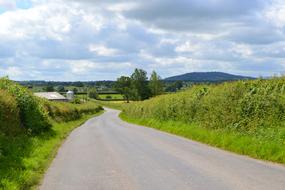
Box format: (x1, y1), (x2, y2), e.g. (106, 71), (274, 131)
(0, 110), (104, 190)
(120, 113), (285, 164)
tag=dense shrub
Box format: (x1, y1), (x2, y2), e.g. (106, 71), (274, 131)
(0, 90), (21, 135)
(0, 78), (51, 134)
(44, 101), (103, 122)
(123, 77), (285, 134)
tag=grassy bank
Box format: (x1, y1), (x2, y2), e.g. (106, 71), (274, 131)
(0, 111), (103, 189)
(122, 77), (285, 164)
(120, 113), (285, 163)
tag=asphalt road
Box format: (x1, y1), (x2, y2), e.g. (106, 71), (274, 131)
(40, 108), (285, 190)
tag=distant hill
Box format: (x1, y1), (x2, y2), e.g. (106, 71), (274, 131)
(164, 72), (255, 82)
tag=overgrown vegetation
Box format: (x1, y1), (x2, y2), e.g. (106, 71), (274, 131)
(0, 78), (103, 189)
(0, 90), (21, 135)
(122, 77), (285, 163)
(0, 78), (51, 134)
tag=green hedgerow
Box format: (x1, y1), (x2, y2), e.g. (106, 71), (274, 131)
(0, 78), (51, 134)
(123, 77), (285, 134)
(122, 77), (285, 163)
(0, 89), (21, 135)
(44, 100), (103, 122)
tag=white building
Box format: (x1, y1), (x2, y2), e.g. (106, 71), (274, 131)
(66, 90), (75, 101)
(34, 92), (68, 102)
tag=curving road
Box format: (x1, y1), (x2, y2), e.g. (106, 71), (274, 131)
(40, 108), (285, 190)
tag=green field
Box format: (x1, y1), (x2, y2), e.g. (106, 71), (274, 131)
(93, 100), (127, 110)
(98, 93), (124, 100)
(121, 77), (285, 164)
(75, 93), (124, 101)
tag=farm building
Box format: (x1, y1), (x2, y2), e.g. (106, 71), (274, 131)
(34, 92), (68, 102)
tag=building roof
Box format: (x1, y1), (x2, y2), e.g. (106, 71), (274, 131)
(34, 92), (67, 100)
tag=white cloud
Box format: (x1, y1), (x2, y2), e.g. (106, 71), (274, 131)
(0, 0), (16, 10)
(6, 66), (23, 78)
(231, 44), (253, 58)
(0, 3), (70, 41)
(89, 44), (119, 56)
(107, 2), (138, 12)
(0, 0), (285, 80)
(0, 1), (104, 41)
(175, 41), (202, 53)
(265, 0), (285, 28)
(70, 60), (95, 74)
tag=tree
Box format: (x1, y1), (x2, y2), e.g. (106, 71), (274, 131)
(115, 76), (132, 103)
(44, 85), (54, 92)
(73, 88), (78, 94)
(74, 81), (84, 87)
(56, 85), (65, 92)
(174, 81), (183, 91)
(149, 71), (163, 97)
(165, 80), (183, 92)
(131, 68), (150, 100)
(88, 88), (98, 99)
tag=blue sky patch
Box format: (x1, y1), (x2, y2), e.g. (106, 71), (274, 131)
(0, 7), (5, 14)
(16, 0), (32, 9)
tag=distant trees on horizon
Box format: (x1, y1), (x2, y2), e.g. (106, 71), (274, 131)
(115, 68), (164, 102)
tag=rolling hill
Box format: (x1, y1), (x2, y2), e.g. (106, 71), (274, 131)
(164, 72), (255, 82)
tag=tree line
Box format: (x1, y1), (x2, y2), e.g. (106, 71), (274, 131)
(115, 68), (164, 102)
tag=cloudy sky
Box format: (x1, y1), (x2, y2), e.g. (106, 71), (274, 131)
(0, 0), (285, 81)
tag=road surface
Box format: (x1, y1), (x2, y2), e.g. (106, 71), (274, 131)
(40, 108), (285, 190)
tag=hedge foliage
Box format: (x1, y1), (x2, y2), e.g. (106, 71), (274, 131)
(0, 78), (51, 134)
(44, 101), (103, 122)
(0, 90), (21, 135)
(123, 78), (285, 135)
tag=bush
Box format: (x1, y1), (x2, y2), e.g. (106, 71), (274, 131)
(0, 78), (51, 134)
(0, 90), (21, 135)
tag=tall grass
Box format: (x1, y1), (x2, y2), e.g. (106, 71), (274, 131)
(122, 77), (285, 163)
